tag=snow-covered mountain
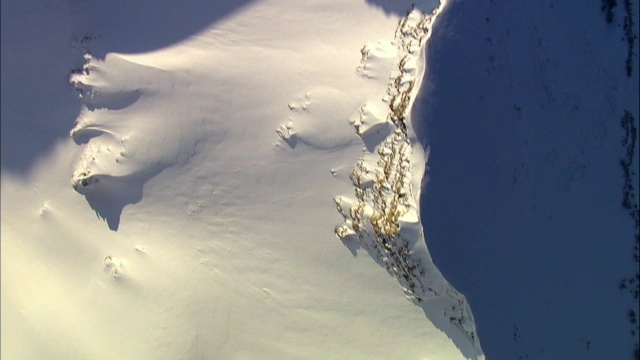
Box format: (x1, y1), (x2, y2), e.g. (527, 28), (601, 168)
(2, 0), (483, 359)
(2, 0), (637, 359)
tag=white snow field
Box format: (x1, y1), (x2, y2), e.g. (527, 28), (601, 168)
(1, 0), (484, 359)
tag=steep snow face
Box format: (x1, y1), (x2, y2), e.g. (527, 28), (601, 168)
(1, 0), (483, 359)
(416, 0), (639, 359)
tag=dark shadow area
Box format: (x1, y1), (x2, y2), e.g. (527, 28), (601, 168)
(1, 0), (254, 174)
(81, 169), (162, 231)
(82, 89), (141, 112)
(365, 0), (439, 16)
(339, 235), (361, 257)
(412, 0), (638, 359)
(79, 0), (254, 58)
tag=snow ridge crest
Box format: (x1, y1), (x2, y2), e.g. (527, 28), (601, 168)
(335, 4), (484, 357)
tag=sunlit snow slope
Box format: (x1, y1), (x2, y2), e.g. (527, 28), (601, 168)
(1, 0), (483, 359)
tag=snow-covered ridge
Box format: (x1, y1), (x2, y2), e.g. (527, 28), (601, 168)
(337, 8), (439, 303)
(334, 3), (482, 355)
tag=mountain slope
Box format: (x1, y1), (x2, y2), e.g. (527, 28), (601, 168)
(1, 0), (483, 359)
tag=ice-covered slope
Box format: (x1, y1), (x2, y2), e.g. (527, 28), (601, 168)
(416, 0), (639, 359)
(1, 0), (483, 359)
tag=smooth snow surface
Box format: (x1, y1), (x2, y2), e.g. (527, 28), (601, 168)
(1, 0), (483, 359)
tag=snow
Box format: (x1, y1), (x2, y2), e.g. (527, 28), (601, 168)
(5, 0), (636, 358)
(1, 0), (483, 359)
(416, 0), (639, 358)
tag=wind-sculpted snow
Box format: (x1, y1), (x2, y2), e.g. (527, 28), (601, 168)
(276, 87), (356, 150)
(68, 53), (209, 229)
